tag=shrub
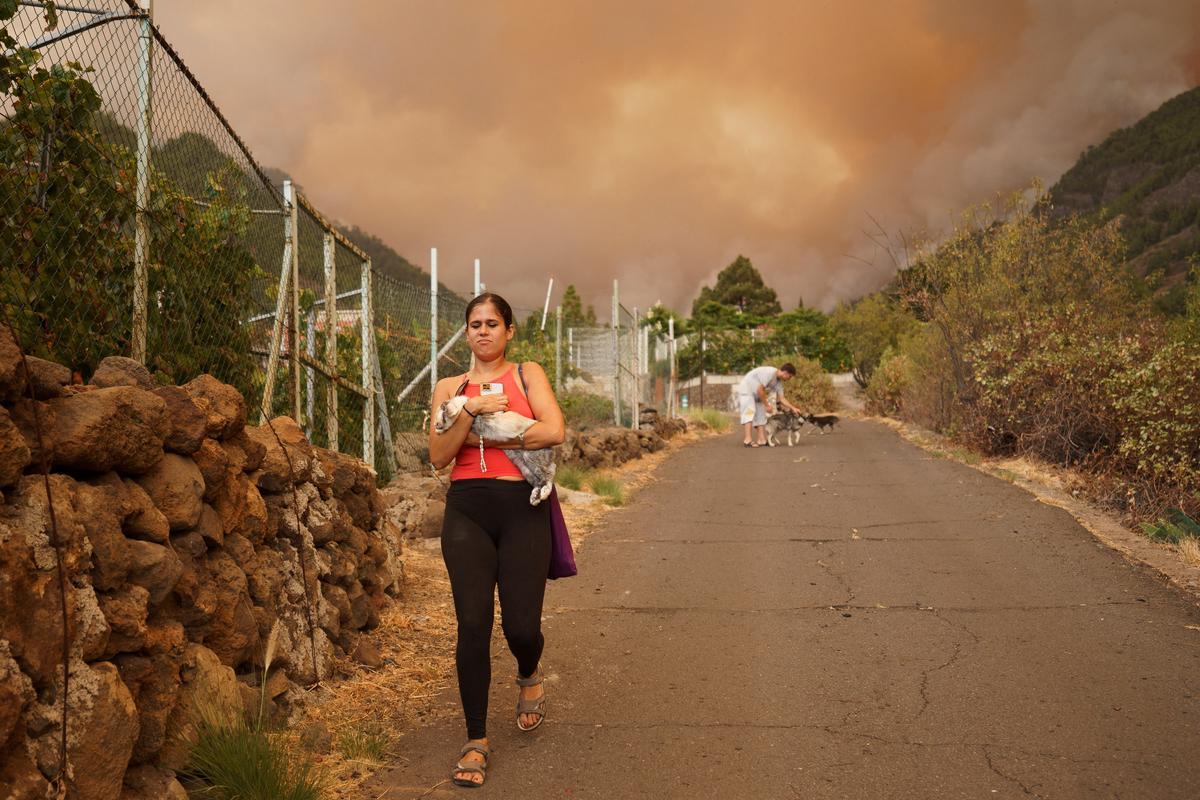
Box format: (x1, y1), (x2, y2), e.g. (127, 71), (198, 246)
(555, 463), (590, 491)
(767, 355), (839, 413)
(1107, 339), (1200, 514)
(1139, 509), (1200, 544)
(685, 408), (730, 432)
(559, 388), (614, 430)
(186, 719), (325, 800)
(588, 475), (625, 506)
(831, 293), (920, 387)
(870, 186), (1200, 520)
(864, 350), (913, 416)
(336, 725), (390, 764)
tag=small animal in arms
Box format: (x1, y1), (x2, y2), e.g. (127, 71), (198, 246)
(434, 395), (557, 505)
(804, 413), (840, 434)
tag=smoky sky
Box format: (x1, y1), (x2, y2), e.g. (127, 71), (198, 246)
(159, 1), (1200, 314)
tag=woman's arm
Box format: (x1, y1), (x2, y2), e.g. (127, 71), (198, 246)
(428, 377), (514, 468)
(477, 362), (565, 450)
(428, 377), (471, 469)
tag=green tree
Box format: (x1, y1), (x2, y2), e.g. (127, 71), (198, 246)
(642, 302), (685, 337)
(561, 284), (597, 327)
(691, 255), (782, 317)
(831, 293), (920, 387)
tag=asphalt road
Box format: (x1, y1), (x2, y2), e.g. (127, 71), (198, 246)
(369, 420), (1200, 799)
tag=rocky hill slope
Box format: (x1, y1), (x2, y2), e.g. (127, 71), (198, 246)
(1050, 86), (1200, 307)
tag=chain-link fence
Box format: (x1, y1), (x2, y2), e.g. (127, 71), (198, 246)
(2, 5), (675, 487)
(2, 3), (392, 477)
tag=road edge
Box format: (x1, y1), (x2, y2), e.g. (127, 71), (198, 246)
(863, 414), (1200, 603)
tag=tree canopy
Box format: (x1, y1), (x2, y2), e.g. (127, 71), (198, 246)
(691, 255), (782, 318)
(561, 284), (597, 327)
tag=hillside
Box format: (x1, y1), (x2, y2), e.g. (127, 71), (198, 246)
(261, 168), (446, 293)
(1050, 86), (1200, 308)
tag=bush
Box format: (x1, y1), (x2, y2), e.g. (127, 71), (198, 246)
(685, 408), (731, 432)
(555, 463), (590, 491)
(864, 350), (913, 416)
(1139, 509), (1200, 544)
(186, 718), (325, 800)
(559, 388), (614, 430)
(869, 186), (1200, 520)
(588, 475), (625, 506)
(832, 293), (920, 387)
(336, 725), (390, 764)
(768, 355), (839, 413)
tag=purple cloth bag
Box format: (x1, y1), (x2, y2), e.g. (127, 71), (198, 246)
(547, 486), (577, 580)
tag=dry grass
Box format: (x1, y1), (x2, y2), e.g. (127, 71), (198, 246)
(1180, 537), (1200, 567)
(301, 423), (717, 798)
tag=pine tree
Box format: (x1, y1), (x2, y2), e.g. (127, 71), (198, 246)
(691, 255), (782, 317)
(562, 284), (597, 327)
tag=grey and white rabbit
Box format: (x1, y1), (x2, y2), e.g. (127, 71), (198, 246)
(433, 395), (556, 505)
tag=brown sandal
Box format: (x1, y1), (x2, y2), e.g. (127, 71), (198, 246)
(515, 671), (547, 731)
(451, 742), (490, 788)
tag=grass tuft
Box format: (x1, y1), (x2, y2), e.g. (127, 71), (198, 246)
(588, 475), (625, 506)
(1179, 536), (1200, 567)
(186, 717), (325, 800)
(336, 725), (391, 764)
(685, 408), (730, 433)
(555, 463), (591, 491)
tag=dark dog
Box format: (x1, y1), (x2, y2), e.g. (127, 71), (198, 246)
(804, 413), (839, 434)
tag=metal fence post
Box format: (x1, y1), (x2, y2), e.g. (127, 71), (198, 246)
(131, 0), (154, 363)
(474, 258), (481, 297)
(632, 306), (640, 431)
(289, 196), (302, 424)
(361, 258), (375, 468)
(668, 317), (676, 418)
(261, 180), (295, 422)
(323, 232), (338, 451)
(304, 308), (315, 436)
(430, 247), (438, 396)
(555, 305), (562, 392)
(612, 280), (620, 426)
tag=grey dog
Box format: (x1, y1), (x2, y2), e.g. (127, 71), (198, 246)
(433, 395), (556, 505)
(765, 410), (805, 446)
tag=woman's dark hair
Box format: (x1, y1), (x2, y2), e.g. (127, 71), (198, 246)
(464, 292), (514, 328)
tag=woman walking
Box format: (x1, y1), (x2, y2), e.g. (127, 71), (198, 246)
(428, 292), (566, 788)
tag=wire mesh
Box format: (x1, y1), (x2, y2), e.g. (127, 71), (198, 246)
(614, 303), (639, 427)
(2, 6), (645, 480)
(0, 5), (392, 470)
(2, 4), (287, 404)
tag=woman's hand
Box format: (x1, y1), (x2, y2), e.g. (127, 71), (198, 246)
(467, 393), (509, 416)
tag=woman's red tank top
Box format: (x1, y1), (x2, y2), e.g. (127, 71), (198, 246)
(449, 365), (533, 481)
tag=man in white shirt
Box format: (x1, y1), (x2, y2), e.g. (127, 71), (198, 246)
(737, 363), (801, 447)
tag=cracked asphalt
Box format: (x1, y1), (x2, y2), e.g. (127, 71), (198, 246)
(368, 420), (1200, 799)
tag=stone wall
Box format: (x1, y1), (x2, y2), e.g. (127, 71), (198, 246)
(559, 410), (688, 470)
(0, 330), (402, 799)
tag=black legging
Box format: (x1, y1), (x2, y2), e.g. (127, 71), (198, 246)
(441, 478), (552, 739)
